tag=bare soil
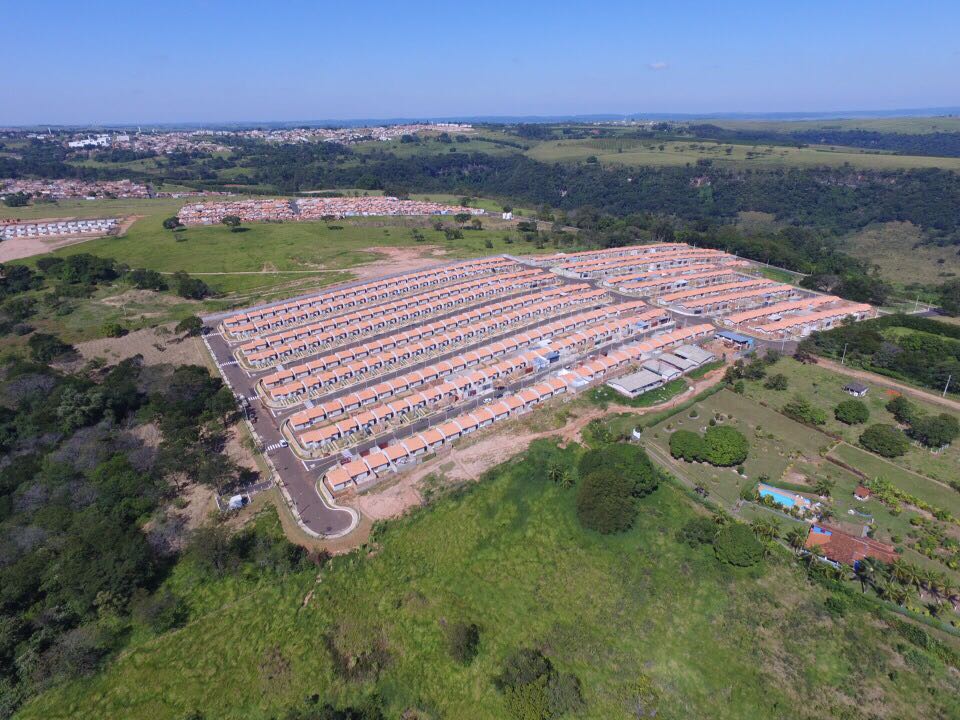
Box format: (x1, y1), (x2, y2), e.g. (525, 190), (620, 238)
(76, 324), (207, 367)
(349, 245), (448, 281)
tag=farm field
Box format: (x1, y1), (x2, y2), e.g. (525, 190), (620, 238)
(525, 137), (960, 170)
(704, 116), (960, 134)
(15, 442), (960, 720)
(843, 221), (960, 286)
(740, 357), (960, 486)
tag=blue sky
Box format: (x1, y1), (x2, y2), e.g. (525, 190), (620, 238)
(3, 0), (959, 125)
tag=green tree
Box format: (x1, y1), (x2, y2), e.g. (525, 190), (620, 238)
(162, 216), (182, 230)
(175, 315), (204, 336)
(763, 373), (789, 391)
(834, 399), (869, 425)
(886, 395), (918, 425)
(814, 477), (835, 497)
(703, 425), (749, 466)
(447, 622), (480, 665)
(786, 525), (809, 555)
(782, 395), (827, 425)
(221, 215), (242, 229)
(28, 333), (74, 362)
(714, 523), (764, 567)
(575, 471), (637, 534)
(908, 413), (959, 449)
(859, 424), (910, 458)
(669, 429), (707, 462)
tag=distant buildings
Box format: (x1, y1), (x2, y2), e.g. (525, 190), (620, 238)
(0, 218), (118, 240)
(0, 178), (151, 200)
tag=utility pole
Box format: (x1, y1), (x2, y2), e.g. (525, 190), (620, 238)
(944, 374), (952, 398)
(840, 342), (848, 366)
(914, 295), (920, 313)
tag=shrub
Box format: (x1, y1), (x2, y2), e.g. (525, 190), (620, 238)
(669, 429), (707, 462)
(577, 444), (658, 498)
(171, 271), (212, 300)
(447, 622), (480, 665)
(783, 395), (827, 425)
(676, 516), (717, 547)
(494, 648), (583, 720)
(859, 424), (910, 458)
(162, 216), (182, 230)
(130, 588), (188, 633)
(175, 315), (204, 337)
(102, 322), (128, 338)
(763, 373), (789, 391)
(703, 426), (749, 466)
(713, 523), (764, 567)
(834, 399), (869, 425)
(28, 333), (74, 362)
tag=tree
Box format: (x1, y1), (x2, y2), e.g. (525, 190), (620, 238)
(162, 216), (182, 230)
(750, 519), (780, 542)
(834, 399), (869, 425)
(493, 648), (583, 720)
(28, 333), (75, 362)
(886, 395), (918, 425)
(221, 215), (242, 229)
(175, 315), (204, 337)
(814, 477), (835, 497)
(470, 217), (483, 230)
(171, 271), (212, 299)
(454, 212), (471, 225)
(669, 429), (707, 462)
(127, 268), (168, 291)
(859, 424), (910, 458)
(676, 516), (717, 547)
(786, 525), (808, 555)
(575, 471), (637, 534)
(908, 413), (959, 449)
(3, 191), (30, 207)
(713, 523), (764, 567)
(703, 426), (748, 466)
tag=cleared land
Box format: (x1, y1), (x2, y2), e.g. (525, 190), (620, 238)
(15, 449), (959, 720)
(843, 221), (960, 286)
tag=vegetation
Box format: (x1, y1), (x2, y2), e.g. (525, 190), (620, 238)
(15, 439), (960, 719)
(575, 445), (659, 534)
(860, 424), (911, 458)
(834, 399), (870, 425)
(713, 524), (765, 567)
(669, 425), (749, 467)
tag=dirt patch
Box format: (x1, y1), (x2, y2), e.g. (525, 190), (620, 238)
(0, 215), (136, 262)
(76, 324), (207, 367)
(351, 364), (729, 521)
(349, 245), (448, 281)
(99, 289), (192, 308)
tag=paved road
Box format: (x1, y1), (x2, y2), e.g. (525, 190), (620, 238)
(205, 331), (357, 535)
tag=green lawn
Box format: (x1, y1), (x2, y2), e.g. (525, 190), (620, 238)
(741, 357), (960, 486)
(15, 441), (960, 720)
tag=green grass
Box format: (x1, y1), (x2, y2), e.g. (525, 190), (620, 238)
(843, 221), (960, 287)
(705, 116), (960, 134)
(644, 389), (831, 509)
(15, 442), (960, 720)
(525, 138), (960, 170)
(740, 357), (960, 486)
(588, 378), (688, 408)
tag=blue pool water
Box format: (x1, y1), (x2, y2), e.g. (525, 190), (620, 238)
(759, 486), (796, 508)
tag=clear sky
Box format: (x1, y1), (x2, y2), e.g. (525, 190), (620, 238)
(3, 0), (959, 125)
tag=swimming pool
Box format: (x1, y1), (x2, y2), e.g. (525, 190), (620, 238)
(759, 485), (797, 508)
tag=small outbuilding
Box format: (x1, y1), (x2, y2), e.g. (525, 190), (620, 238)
(843, 382), (869, 398)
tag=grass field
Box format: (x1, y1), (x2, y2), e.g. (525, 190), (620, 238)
(587, 377), (689, 408)
(705, 116), (960, 134)
(525, 138), (960, 170)
(15, 441), (960, 720)
(740, 357), (960, 486)
(843, 221), (960, 286)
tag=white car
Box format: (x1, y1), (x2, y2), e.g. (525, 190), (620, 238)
(278, 439), (289, 448)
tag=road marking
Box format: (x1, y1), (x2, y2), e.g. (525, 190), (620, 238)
(265, 442), (287, 452)
(217, 360), (239, 368)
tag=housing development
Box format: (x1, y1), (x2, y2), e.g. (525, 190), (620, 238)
(203, 242), (880, 531)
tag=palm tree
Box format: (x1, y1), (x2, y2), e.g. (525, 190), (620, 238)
(854, 558), (879, 593)
(751, 519), (780, 542)
(786, 525), (808, 555)
(814, 478), (834, 498)
(878, 579), (909, 607)
(891, 558), (918, 588)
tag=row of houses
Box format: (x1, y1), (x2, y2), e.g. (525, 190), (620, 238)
(223, 255), (513, 335)
(286, 304), (672, 431)
(178, 196), (483, 226)
(556, 248), (731, 279)
(263, 293), (646, 404)
(322, 323), (714, 491)
(525, 242), (688, 267)
(259, 284), (607, 385)
(240, 269), (558, 362)
(294, 307), (676, 449)
(1, 218), (118, 239)
(670, 282), (800, 315)
(744, 302), (875, 339)
(0, 178), (150, 200)
(607, 266), (747, 296)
